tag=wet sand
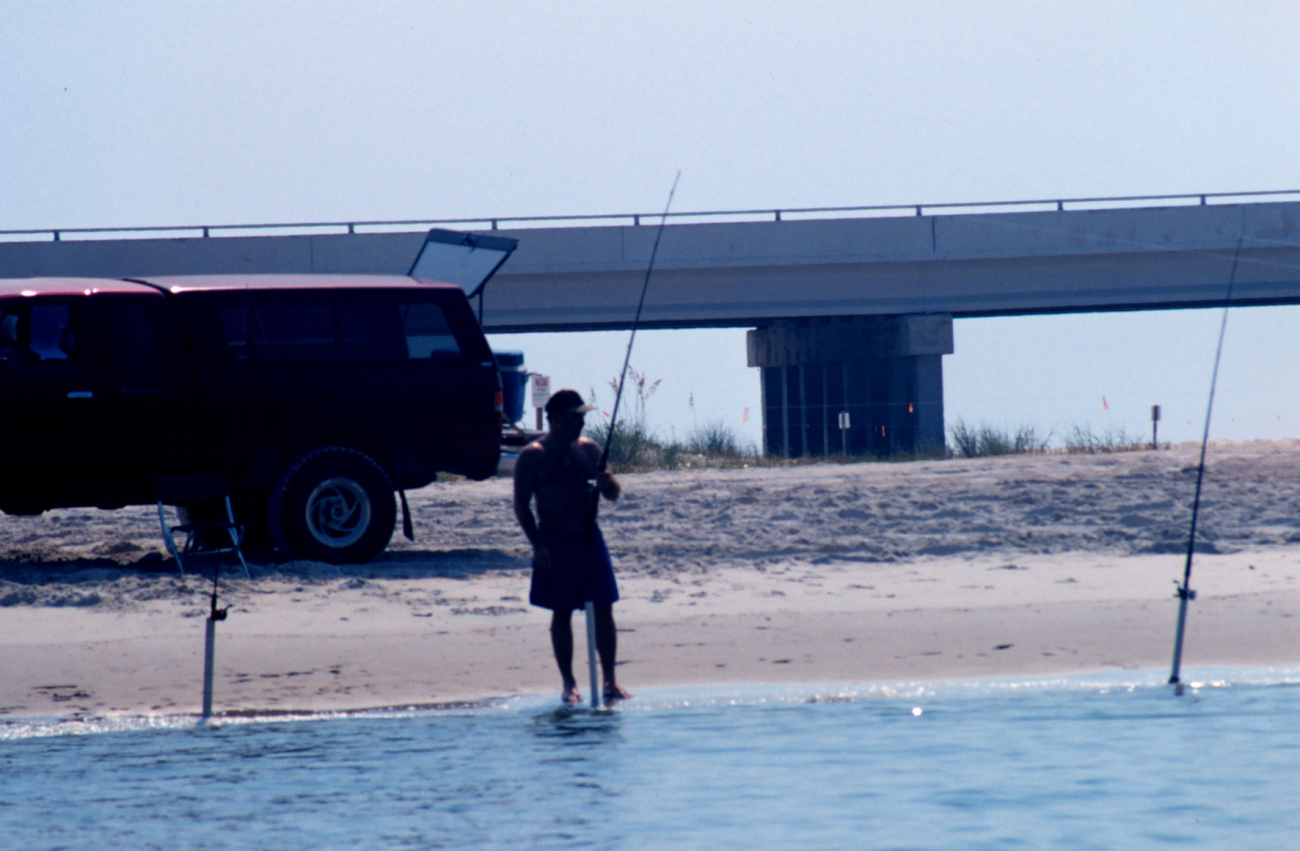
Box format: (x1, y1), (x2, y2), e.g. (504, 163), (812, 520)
(3, 440), (1299, 717)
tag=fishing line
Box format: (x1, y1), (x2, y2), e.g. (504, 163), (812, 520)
(1168, 238), (1242, 688)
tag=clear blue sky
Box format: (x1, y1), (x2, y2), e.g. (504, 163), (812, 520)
(5, 2), (1299, 447)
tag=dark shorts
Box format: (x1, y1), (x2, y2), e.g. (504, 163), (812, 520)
(529, 525), (619, 612)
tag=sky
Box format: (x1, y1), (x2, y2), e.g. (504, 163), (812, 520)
(4, 1), (1300, 450)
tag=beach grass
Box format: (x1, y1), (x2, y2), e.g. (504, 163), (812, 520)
(948, 420), (1051, 458)
(949, 419), (1154, 458)
(683, 421), (750, 459)
(585, 369), (762, 471)
(1061, 424), (1151, 454)
(583, 418), (1156, 472)
(585, 419), (759, 472)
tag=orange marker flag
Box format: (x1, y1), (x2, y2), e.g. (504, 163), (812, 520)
(1102, 396), (1109, 411)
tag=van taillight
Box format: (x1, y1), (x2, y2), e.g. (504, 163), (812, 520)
(493, 391), (503, 412)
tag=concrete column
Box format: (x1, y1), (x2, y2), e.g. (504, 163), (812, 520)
(747, 315), (953, 458)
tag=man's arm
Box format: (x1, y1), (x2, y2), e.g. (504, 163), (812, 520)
(512, 445), (542, 547)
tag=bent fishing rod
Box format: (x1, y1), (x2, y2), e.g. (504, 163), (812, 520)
(596, 171), (681, 477)
(1169, 238), (1242, 688)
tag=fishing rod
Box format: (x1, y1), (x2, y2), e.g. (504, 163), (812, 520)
(1169, 238), (1242, 689)
(601, 171), (682, 470)
(581, 172), (680, 710)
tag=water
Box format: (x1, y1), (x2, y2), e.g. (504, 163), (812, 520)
(3, 669), (1298, 850)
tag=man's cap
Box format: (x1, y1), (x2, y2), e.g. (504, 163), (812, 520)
(545, 388), (595, 417)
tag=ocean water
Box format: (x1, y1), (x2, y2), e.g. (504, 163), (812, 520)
(2, 669), (1298, 850)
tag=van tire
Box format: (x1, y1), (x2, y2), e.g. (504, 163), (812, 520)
(268, 448), (396, 564)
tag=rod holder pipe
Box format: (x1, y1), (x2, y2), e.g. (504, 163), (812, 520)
(202, 617), (217, 719)
(585, 601), (600, 710)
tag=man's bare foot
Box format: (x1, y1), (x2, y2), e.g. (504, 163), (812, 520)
(603, 683), (633, 702)
(562, 684), (582, 704)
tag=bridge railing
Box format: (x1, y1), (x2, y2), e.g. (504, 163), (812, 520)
(4, 188), (1300, 243)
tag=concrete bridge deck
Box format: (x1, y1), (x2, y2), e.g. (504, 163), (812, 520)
(3, 192), (1299, 333)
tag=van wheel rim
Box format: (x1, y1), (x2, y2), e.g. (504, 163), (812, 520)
(305, 478), (371, 548)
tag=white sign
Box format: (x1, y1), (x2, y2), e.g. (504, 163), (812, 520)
(530, 374), (551, 409)
(838, 411), (851, 429)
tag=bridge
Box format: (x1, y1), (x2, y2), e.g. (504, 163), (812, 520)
(4, 190), (1299, 457)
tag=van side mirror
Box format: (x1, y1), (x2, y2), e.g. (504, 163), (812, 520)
(0, 314), (35, 367)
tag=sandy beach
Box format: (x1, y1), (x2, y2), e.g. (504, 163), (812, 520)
(3, 440), (1299, 718)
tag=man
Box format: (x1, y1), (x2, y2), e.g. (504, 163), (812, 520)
(513, 388), (632, 704)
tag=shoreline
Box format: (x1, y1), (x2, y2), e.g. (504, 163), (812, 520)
(7, 651), (1300, 730)
(3, 549), (1297, 720)
(4, 442), (1300, 720)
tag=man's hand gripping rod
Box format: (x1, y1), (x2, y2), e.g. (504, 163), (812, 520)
(583, 172), (680, 709)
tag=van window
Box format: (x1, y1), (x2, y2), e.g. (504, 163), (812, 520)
(399, 302), (461, 358)
(222, 304), (335, 348)
(30, 303), (74, 361)
(99, 300), (165, 388)
(337, 305), (372, 346)
(213, 296), (465, 363)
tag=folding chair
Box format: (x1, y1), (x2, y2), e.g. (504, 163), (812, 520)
(155, 474), (251, 579)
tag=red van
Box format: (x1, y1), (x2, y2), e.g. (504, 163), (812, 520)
(0, 273), (504, 563)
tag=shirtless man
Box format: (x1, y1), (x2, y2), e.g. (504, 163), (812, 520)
(513, 388), (633, 705)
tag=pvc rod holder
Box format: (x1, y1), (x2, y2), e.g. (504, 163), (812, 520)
(585, 601), (600, 710)
(202, 617), (217, 719)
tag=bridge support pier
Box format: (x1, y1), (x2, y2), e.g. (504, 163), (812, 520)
(747, 315), (954, 458)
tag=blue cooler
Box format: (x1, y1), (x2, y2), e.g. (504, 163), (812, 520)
(495, 350), (527, 426)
